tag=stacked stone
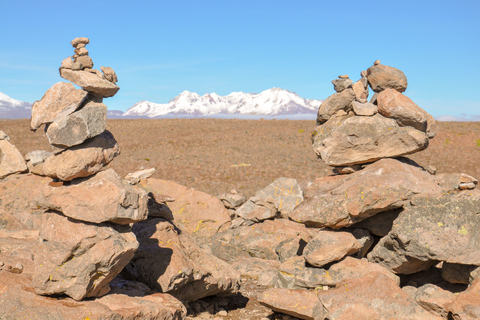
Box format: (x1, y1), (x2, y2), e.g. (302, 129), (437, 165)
(312, 60), (439, 169)
(30, 37), (148, 301)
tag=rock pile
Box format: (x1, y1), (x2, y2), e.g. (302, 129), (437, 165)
(30, 37), (149, 301)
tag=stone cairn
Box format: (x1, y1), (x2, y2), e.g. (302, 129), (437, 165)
(30, 37), (148, 301)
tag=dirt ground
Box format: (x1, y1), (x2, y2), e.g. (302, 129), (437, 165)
(3, 118), (480, 198)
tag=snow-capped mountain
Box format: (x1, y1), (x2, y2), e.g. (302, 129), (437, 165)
(123, 88), (322, 119)
(0, 92), (32, 119)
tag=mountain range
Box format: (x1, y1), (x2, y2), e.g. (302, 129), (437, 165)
(0, 92), (32, 119)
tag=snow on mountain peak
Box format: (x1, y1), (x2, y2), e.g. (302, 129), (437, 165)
(124, 88), (322, 118)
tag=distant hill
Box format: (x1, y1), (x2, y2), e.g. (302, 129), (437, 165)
(0, 92), (32, 119)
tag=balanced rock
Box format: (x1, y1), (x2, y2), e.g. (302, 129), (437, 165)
(125, 218), (241, 301)
(289, 158), (441, 228)
(45, 101), (107, 149)
(351, 100), (377, 116)
(33, 211), (139, 301)
(312, 113), (429, 166)
(43, 130), (119, 181)
(368, 192), (480, 274)
(37, 169), (148, 225)
(352, 76), (369, 102)
(25, 150), (52, 175)
(71, 37), (89, 47)
(125, 167), (156, 185)
(332, 78), (353, 92)
(316, 88), (355, 125)
(0, 140), (27, 179)
(100, 66), (118, 83)
(60, 68), (119, 98)
(303, 230), (361, 267)
(367, 63), (408, 93)
(30, 82), (88, 131)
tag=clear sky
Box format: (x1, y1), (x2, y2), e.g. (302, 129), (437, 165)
(1, 0), (479, 118)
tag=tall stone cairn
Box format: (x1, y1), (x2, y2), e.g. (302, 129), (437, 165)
(31, 37), (148, 301)
(312, 60), (439, 168)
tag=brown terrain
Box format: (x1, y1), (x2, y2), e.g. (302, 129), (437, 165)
(3, 118), (480, 198)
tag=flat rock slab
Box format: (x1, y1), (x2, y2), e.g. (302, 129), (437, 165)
(37, 169), (148, 225)
(312, 113), (429, 166)
(367, 64), (408, 93)
(254, 177), (303, 215)
(43, 130), (120, 181)
(368, 191), (480, 274)
(46, 101), (107, 148)
(289, 158), (442, 228)
(139, 178), (231, 246)
(60, 68), (120, 97)
(126, 218), (241, 302)
(211, 219), (317, 261)
(33, 211), (139, 301)
(0, 140), (27, 179)
(303, 230), (361, 267)
(30, 82), (88, 131)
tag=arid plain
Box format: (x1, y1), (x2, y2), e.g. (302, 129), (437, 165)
(3, 118), (480, 198)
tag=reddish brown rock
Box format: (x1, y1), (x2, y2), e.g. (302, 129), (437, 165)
(125, 218), (240, 301)
(33, 211), (139, 301)
(43, 130), (120, 181)
(100, 66), (118, 83)
(312, 113), (429, 166)
(0, 140), (27, 179)
(139, 178), (231, 245)
(259, 287), (322, 320)
(367, 64), (408, 93)
(30, 82), (88, 131)
(289, 158), (441, 229)
(446, 277), (480, 319)
(59, 68), (120, 98)
(37, 169), (148, 225)
(377, 88), (431, 133)
(415, 284), (454, 318)
(303, 230), (361, 267)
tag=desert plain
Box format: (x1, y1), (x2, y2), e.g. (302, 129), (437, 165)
(3, 118), (480, 198)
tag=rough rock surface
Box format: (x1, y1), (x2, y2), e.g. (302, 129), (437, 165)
(351, 100), (377, 116)
(30, 82), (88, 131)
(139, 178), (231, 245)
(33, 211), (139, 301)
(45, 101), (107, 148)
(37, 169), (148, 224)
(289, 158), (441, 228)
(0, 140), (27, 179)
(125, 218), (241, 301)
(59, 68), (120, 97)
(447, 277), (480, 319)
(316, 88), (355, 125)
(312, 113), (429, 166)
(368, 192), (480, 274)
(303, 230), (361, 267)
(211, 219), (316, 261)
(253, 177), (304, 216)
(367, 63), (408, 93)
(42, 130), (120, 181)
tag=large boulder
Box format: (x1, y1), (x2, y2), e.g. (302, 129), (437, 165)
(139, 178), (231, 246)
(261, 274), (441, 320)
(125, 218), (241, 302)
(368, 192), (480, 274)
(30, 82), (88, 131)
(36, 169), (148, 225)
(211, 219), (316, 261)
(33, 211), (139, 301)
(42, 130), (120, 181)
(312, 113), (429, 166)
(367, 64), (408, 93)
(59, 68), (120, 97)
(316, 88), (355, 125)
(0, 140), (27, 179)
(45, 101), (107, 149)
(289, 158), (441, 228)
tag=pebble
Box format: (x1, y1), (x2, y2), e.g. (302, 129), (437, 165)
(338, 74), (349, 79)
(374, 59), (381, 65)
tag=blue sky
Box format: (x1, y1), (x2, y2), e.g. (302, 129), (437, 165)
(1, 0), (479, 118)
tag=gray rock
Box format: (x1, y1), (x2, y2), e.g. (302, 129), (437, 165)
(331, 78), (353, 92)
(59, 68), (120, 98)
(275, 236), (307, 262)
(100, 66), (118, 83)
(367, 64), (408, 93)
(351, 101), (377, 116)
(316, 88), (355, 125)
(368, 192), (480, 274)
(442, 262), (480, 285)
(312, 113), (429, 166)
(45, 101), (107, 149)
(25, 150), (53, 176)
(218, 193), (247, 209)
(0, 131), (10, 140)
(352, 229), (374, 258)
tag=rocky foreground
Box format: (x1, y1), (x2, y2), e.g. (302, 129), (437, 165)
(0, 42), (479, 319)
